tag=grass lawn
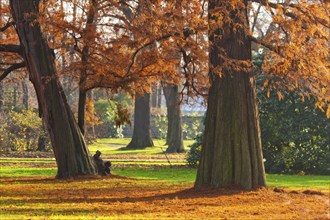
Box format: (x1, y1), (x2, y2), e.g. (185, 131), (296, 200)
(0, 165), (329, 192)
(0, 141), (329, 220)
(88, 138), (195, 155)
(0, 166), (329, 219)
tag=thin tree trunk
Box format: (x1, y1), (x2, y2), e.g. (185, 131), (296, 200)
(78, 88), (87, 135)
(126, 93), (154, 149)
(163, 83), (184, 153)
(151, 85), (157, 108)
(157, 86), (162, 108)
(195, 0), (266, 189)
(77, 0), (97, 135)
(22, 79), (28, 110)
(10, 0), (95, 179)
(13, 86), (17, 109)
(0, 83), (3, 110)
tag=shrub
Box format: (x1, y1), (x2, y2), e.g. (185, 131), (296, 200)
(94, 99), (131, 138)
(186, 133), (202, 167)
(0, 110), (49, 151)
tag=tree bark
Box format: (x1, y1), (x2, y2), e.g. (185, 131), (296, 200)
(195, 0), (266, 189)
(126, 92), (154, 149)
(10, 0), (95, 179)
(163, 83), (184, 153)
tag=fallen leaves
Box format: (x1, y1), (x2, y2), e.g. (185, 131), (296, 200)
(0, 175), (329, 219)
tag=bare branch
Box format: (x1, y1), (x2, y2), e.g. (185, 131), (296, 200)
(0, 62), (26, 82)
(252, 0), (329, 28)
(252, 0), (302, 20)
(249, 35), (283, 56)
(0, 21), (15, 32)
(251, 4), (262, 33)
(124, 33), (173, 77)
(0, 44), (22, 55)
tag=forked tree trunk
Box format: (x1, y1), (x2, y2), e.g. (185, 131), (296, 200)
(126, 93), (154, 149)
(163, 84), (184, 153)
(195, 0), (266, 189)
(10, 0), (95, 179)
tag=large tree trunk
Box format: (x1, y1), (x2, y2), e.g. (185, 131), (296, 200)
(163, 84), (184, 153)
(10, 0), (95, 179)
(127, 93), (154, 149)
(195, 0), (266, 189)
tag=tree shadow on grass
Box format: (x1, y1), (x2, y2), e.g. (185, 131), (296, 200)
(1, 185), (254, 206)
(0, 174), (133, 185)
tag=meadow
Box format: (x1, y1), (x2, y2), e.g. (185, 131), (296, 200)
(0, 138), (329, 219)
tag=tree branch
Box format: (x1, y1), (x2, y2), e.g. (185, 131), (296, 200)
(249, 35), (283, 56)
(252, 0), (330, 28)
(252, 0), (298, 19)
(0, 44), (22, 55)
(0, 21), (15, 32)
(0, 62), (26, 82)
(124, 33), (174, 77)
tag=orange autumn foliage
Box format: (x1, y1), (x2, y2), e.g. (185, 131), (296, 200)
(85, 97), (101, 127)
(1, 0), (329, 115)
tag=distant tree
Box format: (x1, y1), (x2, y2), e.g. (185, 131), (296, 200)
(163, 84), (184, 153)
(126, 93), (154, 149)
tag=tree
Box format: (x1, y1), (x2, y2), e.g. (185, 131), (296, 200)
(21, 79), (28, 110)
(195, 0), (266, 189)
(8, 0), (95, 179)
(163, 83), (184, 153)
(126, 92), (154, 149)
(77, 0), (98, 135)
(195, 0), (329, 189)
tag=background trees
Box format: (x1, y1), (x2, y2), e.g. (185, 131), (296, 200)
(0, 0), (329, 185)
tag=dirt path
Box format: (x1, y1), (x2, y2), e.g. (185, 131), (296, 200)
(0, 175), (329, 219)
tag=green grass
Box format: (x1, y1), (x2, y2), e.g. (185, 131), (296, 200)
(114, 167), (196, 182)
(0, 167), (57, 177)
(88, 138), (195, 155)
(113, 167), (330, 190)
(1, 166), (329, 191)
(0, 158), (56, 163)
(267, 174), (330, 190)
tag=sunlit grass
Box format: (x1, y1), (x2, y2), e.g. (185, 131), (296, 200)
(0, 167), (57, 177)
(0, 158), (55, 163)
(1, 166), (329, 191)
(88, 138), (195, 155)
